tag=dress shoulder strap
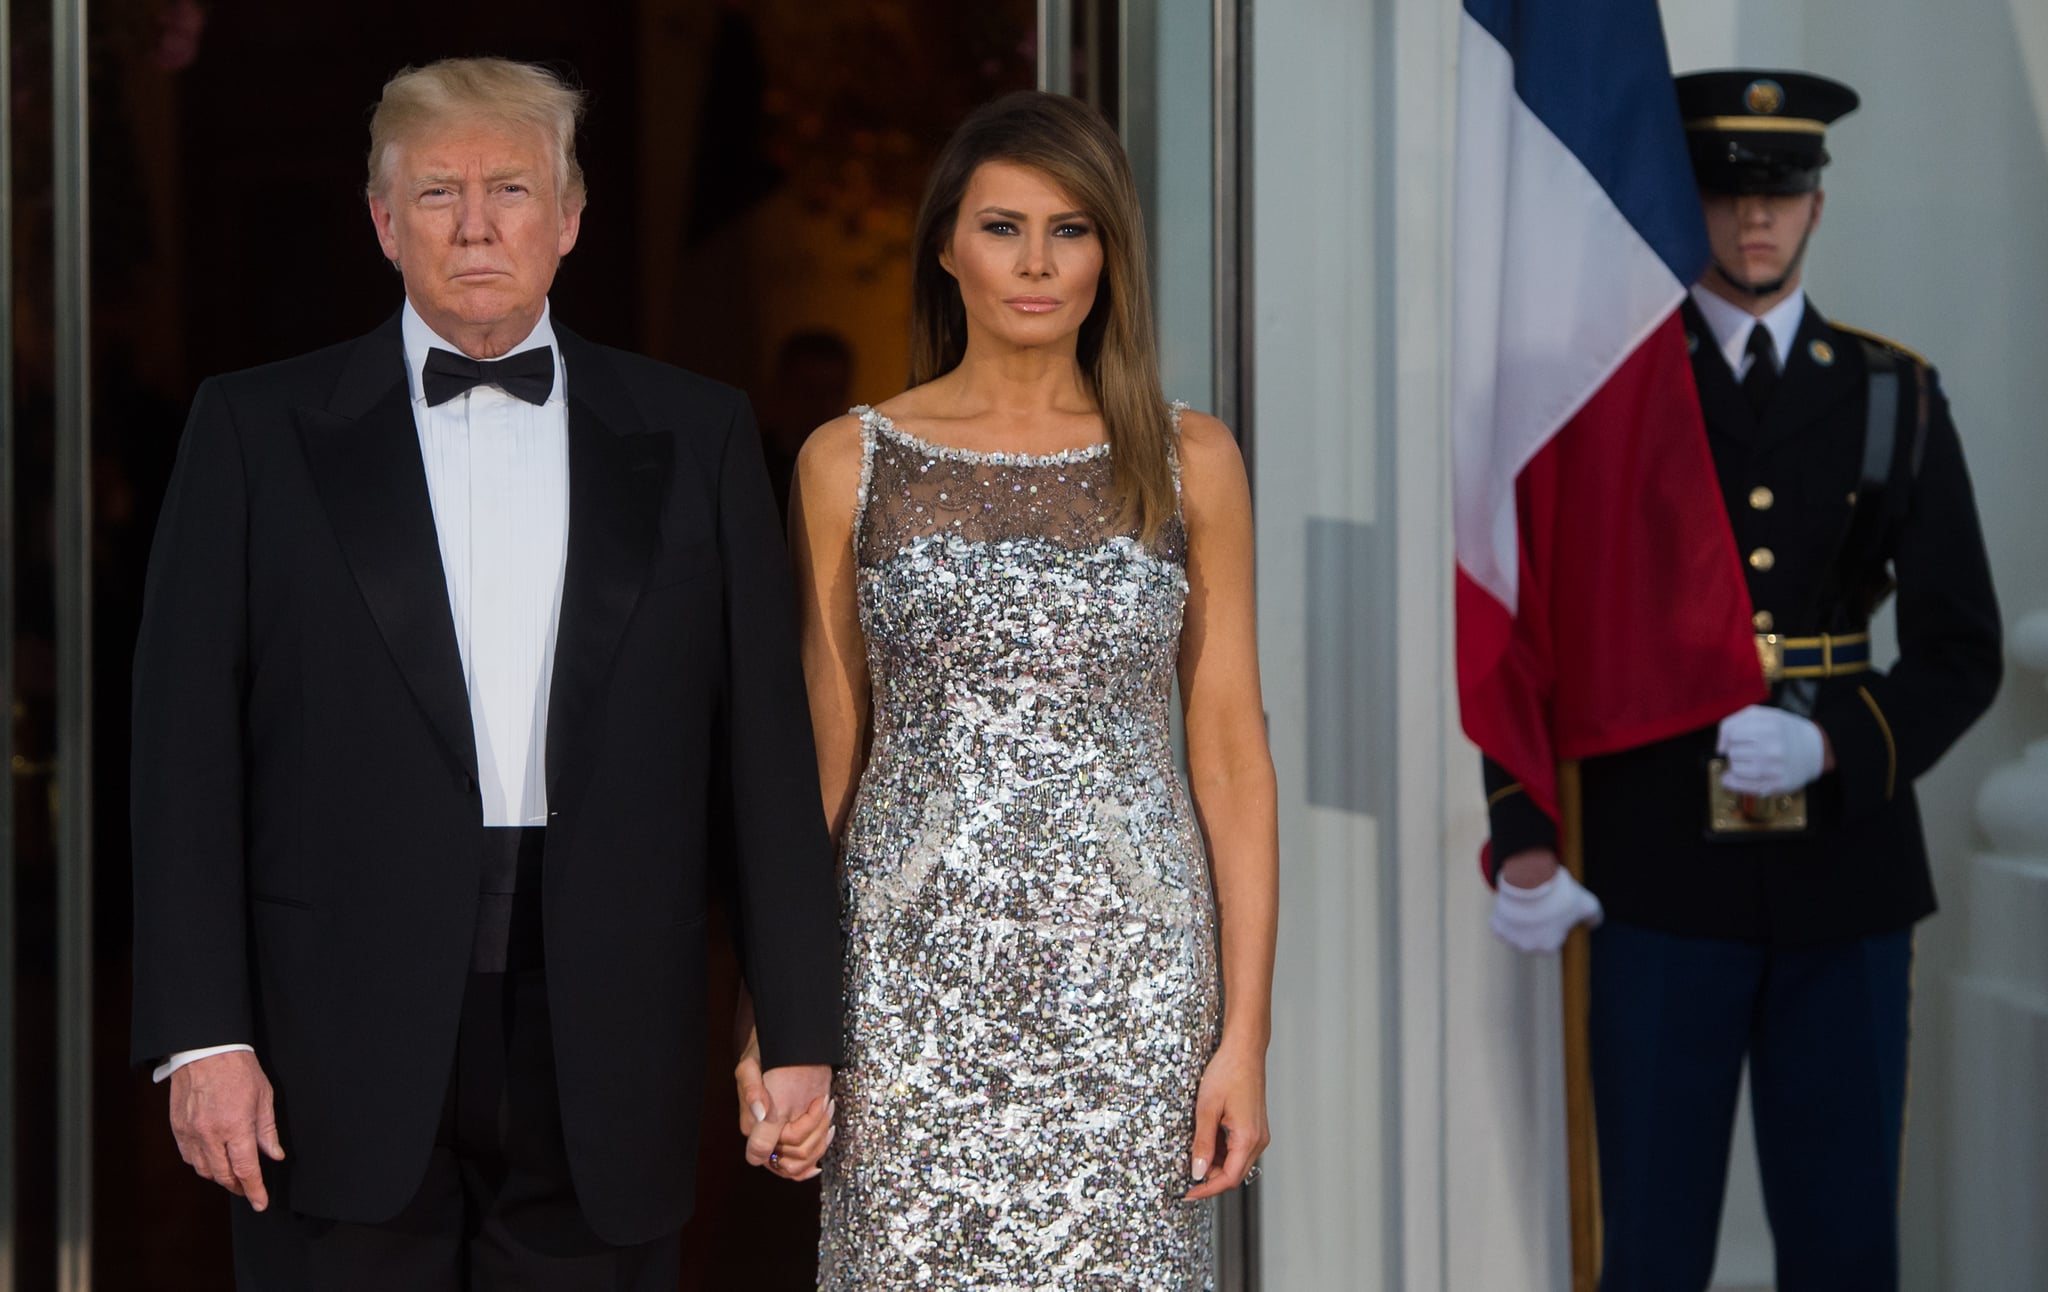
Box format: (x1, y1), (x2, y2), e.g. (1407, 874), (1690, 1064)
(1166, 400), (1189, 498)
(849, 404), (881, 541)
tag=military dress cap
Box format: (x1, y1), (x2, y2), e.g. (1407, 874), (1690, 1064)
(1675, 70), (1860, 195)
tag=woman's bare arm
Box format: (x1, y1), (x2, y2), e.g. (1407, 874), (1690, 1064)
(789, 414), (873, 841)
(736, 412), (871, 1180)
(1175, 410), (1278, 1198)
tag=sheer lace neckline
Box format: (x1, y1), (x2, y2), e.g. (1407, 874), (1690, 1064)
(852, 405), (1113, 468)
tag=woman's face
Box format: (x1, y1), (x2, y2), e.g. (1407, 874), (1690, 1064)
(940, 159), (1104, 355)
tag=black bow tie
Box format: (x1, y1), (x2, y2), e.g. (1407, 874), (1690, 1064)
(421, 346), (555, 407)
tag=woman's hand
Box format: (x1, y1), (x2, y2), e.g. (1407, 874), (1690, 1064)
(764, 1089), (835, 1181)
(1185, 1038), (1269, 1200)
(735, 1026), (768, 1139)
(735, 1027), (836, 1181)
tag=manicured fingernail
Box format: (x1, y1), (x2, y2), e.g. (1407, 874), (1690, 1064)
(751, 1102), (767, 1122)
(827, 1098), (837, 1119)
(1191, 1157), (1209, 1180)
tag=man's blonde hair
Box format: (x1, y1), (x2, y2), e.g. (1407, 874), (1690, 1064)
(366, 58), (588, 210)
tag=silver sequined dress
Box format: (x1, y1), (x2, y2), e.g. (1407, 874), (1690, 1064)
(818, 406), (1221, 1290)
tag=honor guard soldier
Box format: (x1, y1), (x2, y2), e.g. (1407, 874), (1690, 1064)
(1481, 70), (2003, 1290)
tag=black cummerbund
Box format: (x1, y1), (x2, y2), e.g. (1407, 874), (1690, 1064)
(472, 825), (546, 974)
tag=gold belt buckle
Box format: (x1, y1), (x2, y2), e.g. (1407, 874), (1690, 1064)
(1706, 758), (1809, 836)
(1755, 634), (1785, 683)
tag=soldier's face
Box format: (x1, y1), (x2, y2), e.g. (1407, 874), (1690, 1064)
(1702, 190), (1824, 294)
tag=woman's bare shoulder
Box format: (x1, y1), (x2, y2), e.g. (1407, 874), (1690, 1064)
(1173, 409), (1248, 512)
(1174, 407), (1238, 453)
(790, 411), (875, 536)
(795, 410), (869, 479)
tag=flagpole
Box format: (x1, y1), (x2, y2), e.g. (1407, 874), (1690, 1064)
(1559, 758), (1600, 1292)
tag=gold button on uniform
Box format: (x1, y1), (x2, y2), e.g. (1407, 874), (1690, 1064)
(1749, 547), (1776, 572)
(1749, 486), (1775, 511)
(1753, 610), (1775, 632)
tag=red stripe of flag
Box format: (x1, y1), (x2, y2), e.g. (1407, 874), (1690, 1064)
(1458, 312), (1764, 826)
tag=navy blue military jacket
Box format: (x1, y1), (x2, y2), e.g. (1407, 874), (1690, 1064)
(1485, 297), (2001, 946)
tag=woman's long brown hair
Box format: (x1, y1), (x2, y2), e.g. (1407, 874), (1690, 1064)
(909, 91), (1175, 542)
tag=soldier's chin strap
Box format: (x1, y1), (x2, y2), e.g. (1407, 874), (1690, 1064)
(1710, 227), (1816, 298)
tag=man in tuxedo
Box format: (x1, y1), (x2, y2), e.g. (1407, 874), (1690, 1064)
(1483, 71), (2001, 1288)
(130, 57), (842, 1288)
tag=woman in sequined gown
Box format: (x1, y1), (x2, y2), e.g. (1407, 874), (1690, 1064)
(739, 92), (1278, 1290)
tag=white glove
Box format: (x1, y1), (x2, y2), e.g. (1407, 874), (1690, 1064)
(1491, 869), (1605, 954)
(1716, 704), (1826, 796)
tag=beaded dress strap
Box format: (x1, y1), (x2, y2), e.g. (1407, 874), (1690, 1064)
(849, 404), (880, 543)
(1167, 400), (1188, 499)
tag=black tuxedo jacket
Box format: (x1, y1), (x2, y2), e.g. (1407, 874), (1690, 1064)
(129, 313), (843, 1243)
(1487, 298), (2001, 945)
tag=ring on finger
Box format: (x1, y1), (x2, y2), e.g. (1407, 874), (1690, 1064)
(1242, 1164), (1262, 1186)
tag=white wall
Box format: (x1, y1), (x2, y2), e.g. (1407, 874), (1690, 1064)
(1250, 0), (2048, 1288)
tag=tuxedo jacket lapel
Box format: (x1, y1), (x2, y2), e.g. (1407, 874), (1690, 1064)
(545, 326), (671, 809)
(293, 315), (672, 808)
(297, 313), (480, 784)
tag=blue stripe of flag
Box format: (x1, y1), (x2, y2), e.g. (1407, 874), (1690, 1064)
(1464, 0), (1707, 284)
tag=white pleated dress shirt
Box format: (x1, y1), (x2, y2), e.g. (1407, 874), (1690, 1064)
(156, 300), (571, 1081)
(403, 300), (571, 828)
(1691, 282), (1807, 380)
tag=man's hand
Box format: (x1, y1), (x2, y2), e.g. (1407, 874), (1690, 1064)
(737, 1040), (834, 1181)
(168, 1050), (284, 1210)
(1491, 848), (1603, 954)
(1717, 704), (1827, 796)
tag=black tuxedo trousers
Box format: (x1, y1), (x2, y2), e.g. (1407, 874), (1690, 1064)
(130, 314), (843, 1245)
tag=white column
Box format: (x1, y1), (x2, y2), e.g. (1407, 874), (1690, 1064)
(1948, 610), (2048, 1291)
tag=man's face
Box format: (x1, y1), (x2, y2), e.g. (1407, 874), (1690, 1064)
(1701, 189), (1824, 294)
(368, 119), (581, 355)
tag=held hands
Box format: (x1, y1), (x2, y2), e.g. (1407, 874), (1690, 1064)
(167, 1050), (286, 1210)
(1716, 704), (1828, 796)
(734, 1028), (835, 1181)
(1490, 849), (1604, 954)
(1186, 1039), (1269, 1200)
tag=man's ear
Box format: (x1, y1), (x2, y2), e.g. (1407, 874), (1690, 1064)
(368, 192), (401, 265)
(557, 197), (583, 259)
(1808, 187), (1826, 235)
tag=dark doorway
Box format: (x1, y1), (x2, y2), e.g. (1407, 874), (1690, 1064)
(8, 1), (1034, 1286)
